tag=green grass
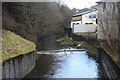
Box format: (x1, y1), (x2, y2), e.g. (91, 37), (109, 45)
(1, 31), (36, 61)
(103, 48), (120, 68)
(112, 56), (120, 68)
(80, 41), (99, 58)
(57, 35), (99, 57)
(57, 35), (99, 58)
(57, 35), (76, 45)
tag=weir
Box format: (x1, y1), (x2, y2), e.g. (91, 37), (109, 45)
(25, 48), (100, 78)
(37, 48), (86, 54)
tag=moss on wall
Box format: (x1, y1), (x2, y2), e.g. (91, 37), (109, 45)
(1, 31), (36, 61)
(102, 48), (120, 68)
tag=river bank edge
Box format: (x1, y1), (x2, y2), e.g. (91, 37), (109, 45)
(57, 34), (120, 79)
(1, 31), (36, 79)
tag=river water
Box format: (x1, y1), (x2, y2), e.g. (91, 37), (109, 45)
(25, 35), (106, 79)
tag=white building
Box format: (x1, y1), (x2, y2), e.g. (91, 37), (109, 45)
(71, 9), (98, 34)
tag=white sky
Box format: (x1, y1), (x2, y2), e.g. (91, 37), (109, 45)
(63, 0), (100, 9)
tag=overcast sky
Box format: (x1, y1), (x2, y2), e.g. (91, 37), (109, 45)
(63, 0), (100, 9)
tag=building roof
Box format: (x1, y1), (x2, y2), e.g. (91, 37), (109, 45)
(96, 0), (120, 3)
(72, 9), (97, 17)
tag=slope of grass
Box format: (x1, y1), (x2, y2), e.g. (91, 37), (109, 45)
(57, 35), (99, 58)
(56, 35), (76, 46)
(103, 48), (120, 68)
(80, 41), (99, 58)
(2, 31), (36, 61)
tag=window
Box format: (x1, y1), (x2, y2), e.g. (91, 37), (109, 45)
(85, 23), (93, 24)
(89, 14), (96, 18)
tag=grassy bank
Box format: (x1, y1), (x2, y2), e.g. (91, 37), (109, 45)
(57, 35), (120, 69)
(1, 31), (36, 61)
(103, 48), (120, 68)
(80, 41), (99, 58)
(111, 55), (120, 68)
(56, 35), (77, 46)
(57, 35), (99, 58)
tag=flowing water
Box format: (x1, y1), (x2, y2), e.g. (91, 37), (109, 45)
(25, 35), (106, 79)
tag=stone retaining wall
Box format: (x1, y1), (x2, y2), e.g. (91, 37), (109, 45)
(2, 51), (36, 79)
(98, 48), (120, 80)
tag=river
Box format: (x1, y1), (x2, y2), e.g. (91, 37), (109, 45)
(25, 35), (107, 79)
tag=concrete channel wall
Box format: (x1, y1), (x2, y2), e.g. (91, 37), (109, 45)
(98, 48), (120, 80)
(73, 24), (97, 33)
(2, 51), (36, 79)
